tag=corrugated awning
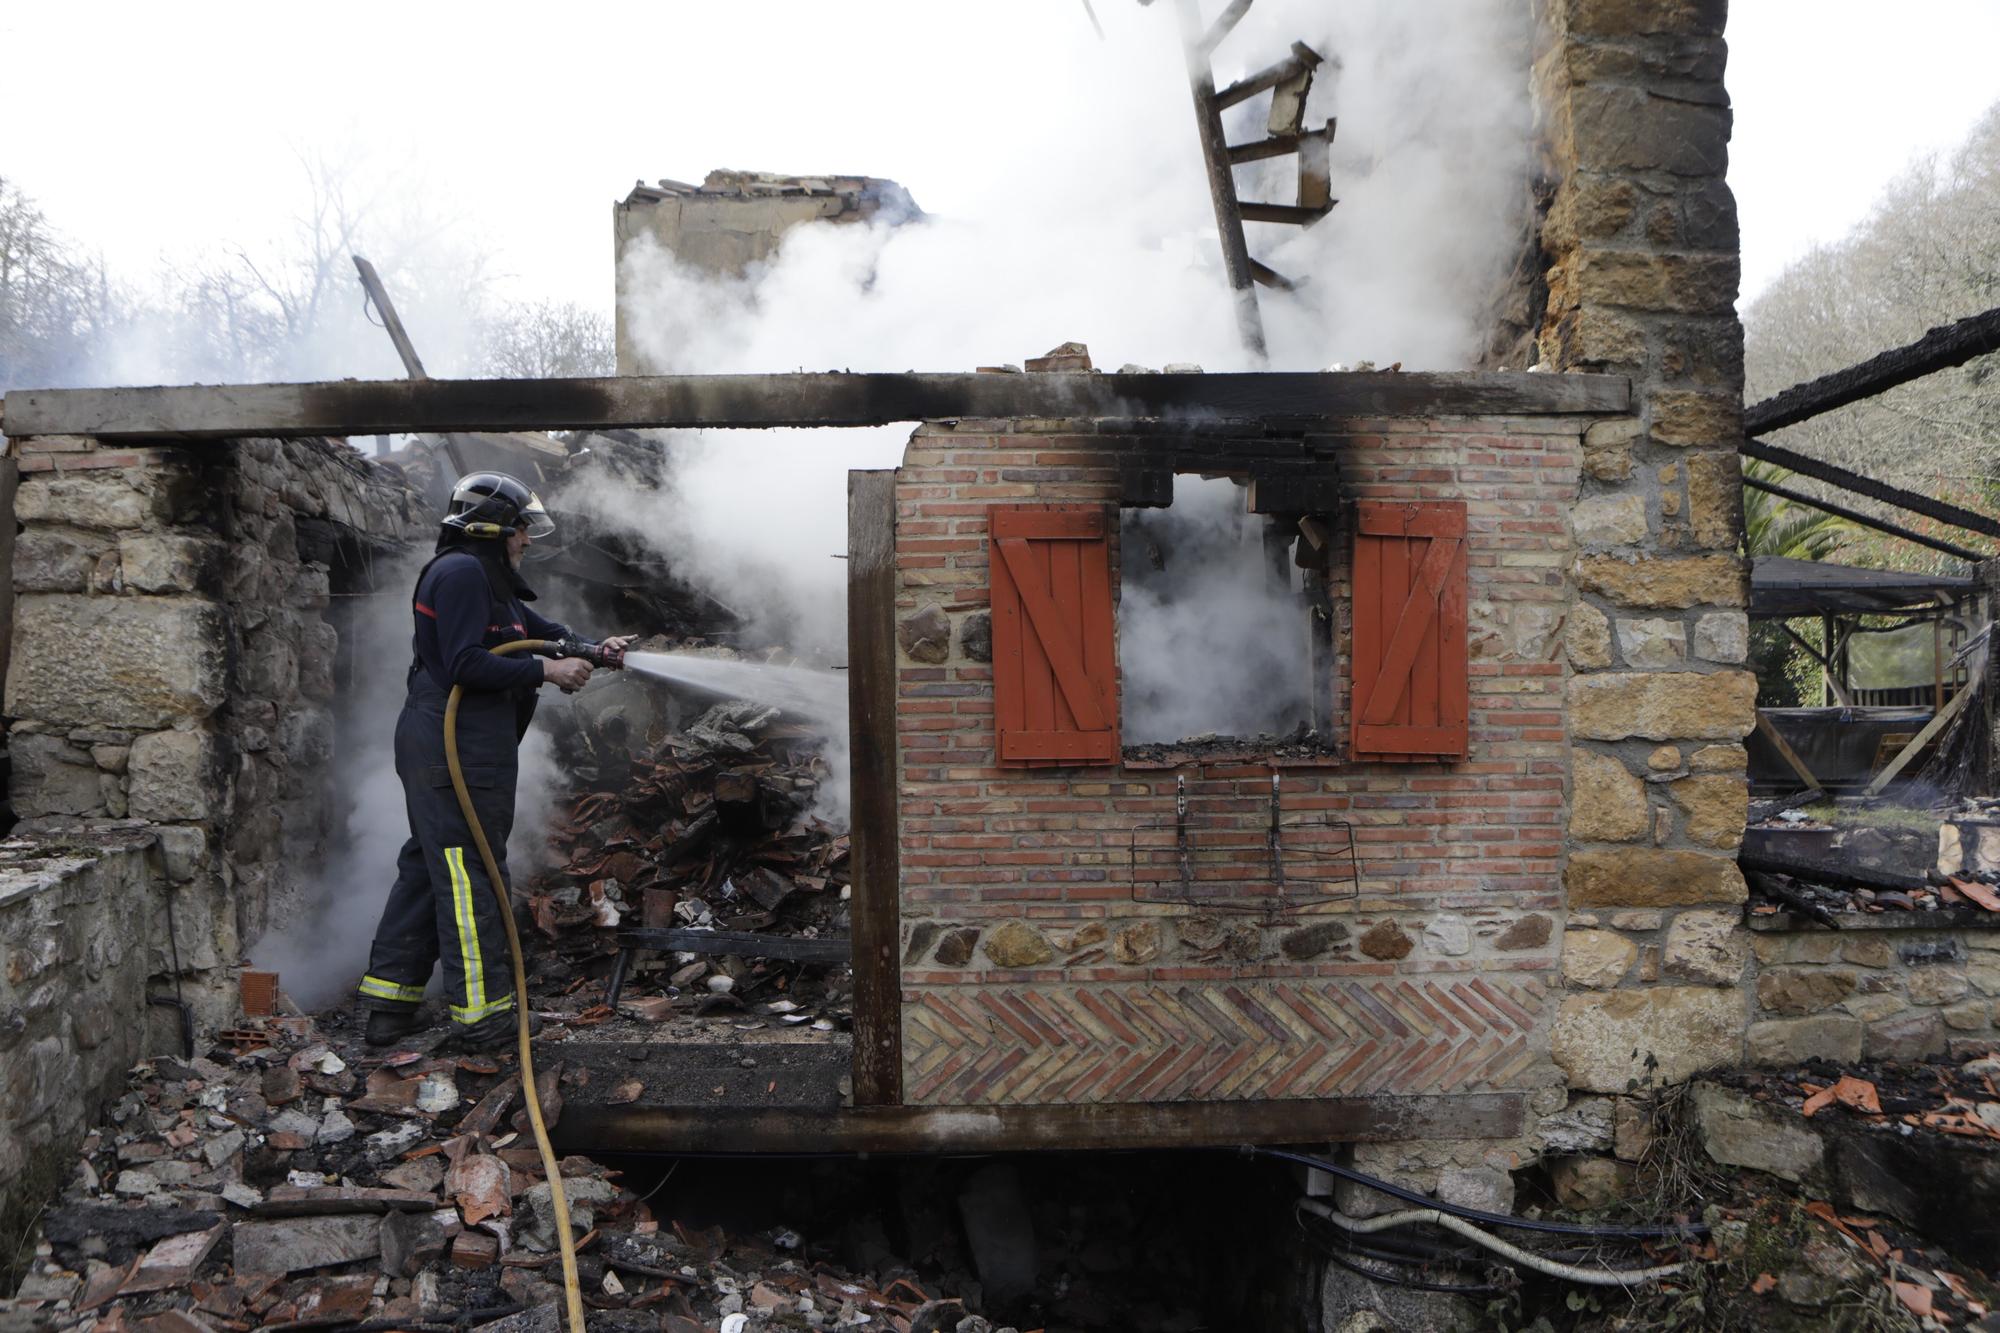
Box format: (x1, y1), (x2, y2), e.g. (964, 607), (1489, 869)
(1750, 555), (1974, 617)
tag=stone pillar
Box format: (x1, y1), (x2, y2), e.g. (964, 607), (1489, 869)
(1533, 0), (1756, 1102)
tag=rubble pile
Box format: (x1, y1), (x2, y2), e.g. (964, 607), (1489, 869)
(524, 694), (852, 1030)
(1742, 800), (2000, 920)
(0, 1018), (996, 1332)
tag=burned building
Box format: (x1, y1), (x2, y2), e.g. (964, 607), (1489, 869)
(0, 0), (1906, 1324)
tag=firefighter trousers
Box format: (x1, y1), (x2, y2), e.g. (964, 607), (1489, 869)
(358, 683), (522, 1027)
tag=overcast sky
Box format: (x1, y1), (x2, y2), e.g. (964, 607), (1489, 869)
(3, 2), (1997, 333)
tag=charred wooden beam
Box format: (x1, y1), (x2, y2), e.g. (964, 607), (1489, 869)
(0, 371), (1631, 440)
(1737, 847), (1929, 894)
(1247, 258), (1301, 291)
(847, 470), (902, 1108)
(1745, 305), (2000, 435)
(1175, 0), (1266, 358)
(553, 1092), (1526, 1155)
(1743, 473), (1988, 563)
(1742, 437), (2000, 542)
(1197, 0), (1254, 56)
(1239, 201), (1335, 227)
(1213, 41), (1322, 110)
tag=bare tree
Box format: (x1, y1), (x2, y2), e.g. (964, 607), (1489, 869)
(0, 177), (115, 391)
(480, 300), (614, 380)
(1744, 102), (2000, 572)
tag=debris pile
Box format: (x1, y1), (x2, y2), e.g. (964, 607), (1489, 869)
(0, 1017), (995, 1331)
(523, 689), (853, 1032)
(1741, 798), (2000, 922)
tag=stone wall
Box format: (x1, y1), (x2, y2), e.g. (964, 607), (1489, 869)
(0, 830), (162, 1247)
(1746, 922), (2000, 1067)
(1532, 0), (1754, 1113)
(4, 435), (425, 1028)
(889, 413), (1586, 1110)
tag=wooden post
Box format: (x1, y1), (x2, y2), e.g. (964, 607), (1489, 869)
(846, 470), (903, 1107)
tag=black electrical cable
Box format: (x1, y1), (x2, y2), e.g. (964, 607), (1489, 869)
(1241, 1146), (1706, 1240)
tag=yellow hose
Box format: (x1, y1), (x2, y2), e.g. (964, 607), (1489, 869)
(443, 639), (586, 1333)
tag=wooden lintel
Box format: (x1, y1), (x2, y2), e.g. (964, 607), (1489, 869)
(0, 372), (1632, 441)
(552, 1092), (1525, 1156)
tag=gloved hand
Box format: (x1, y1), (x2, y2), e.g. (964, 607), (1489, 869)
(597, 634), (636, 668)
(543, 657), (593, 693)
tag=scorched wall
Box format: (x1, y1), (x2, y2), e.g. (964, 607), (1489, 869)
(889, 415), (1599, 1110)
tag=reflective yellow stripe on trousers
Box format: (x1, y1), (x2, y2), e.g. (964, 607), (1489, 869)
(446, 846), (488, 1021)
(358, 975), (425, 1003)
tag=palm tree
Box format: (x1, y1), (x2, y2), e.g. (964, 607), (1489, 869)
(1741, 459), (1856, 561)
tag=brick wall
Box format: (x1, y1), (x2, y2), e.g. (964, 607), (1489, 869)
(889, 415), (1585, 1107)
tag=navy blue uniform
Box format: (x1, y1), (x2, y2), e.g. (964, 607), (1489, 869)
(358, 547), (575, 1028)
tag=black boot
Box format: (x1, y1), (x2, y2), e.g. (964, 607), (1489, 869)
(450, 1007), (540, 1053)
(364, 1007), (428, 1048)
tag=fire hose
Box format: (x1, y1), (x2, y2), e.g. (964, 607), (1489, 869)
(443, 637), (621, 1333)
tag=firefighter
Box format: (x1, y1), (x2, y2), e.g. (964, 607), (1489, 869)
(357, 472), (633, 1049)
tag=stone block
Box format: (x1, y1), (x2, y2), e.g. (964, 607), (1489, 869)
(1564, 34), (1728, 86)
(1757, 967), (1855, 1015)
(1536, 1096), (1615, 1154)
(1550, 1155), (1636, 1208)
(10, 733), (105, 817)
(1688, 743), (1746, 772)
(128, 729), (221, 822)
(1686, 451), (1741, 549)
(1566, 602), (1613, 669)
(118, 534), (221, 595)
(1566, 847), (1745, 908)
(279, 708), (335, 769)
(1692, 1084), (1824, 1182)
(1551, 988), (1739, 1092)
(1570, 748), (1649, 842)
(1496, 914), (1552, 950)
(1575, 554), (1745, 609)
(1649, 391), (1741, 448)
(980, 922), (1053, 969)
(1570, 249), (1739, 316)
(1663, 909), (1745, 985)
(1572, 87), (1731, 177)
(13, 530), (105, 593)
(1669, 774), (1745, 849)
(1581, 413), (1642, 480)
(897, 606), (951, 664)
(1660, 314), (1746, 388)
(1545, 176), (1640, 250)
(14, 473), (153, 531)
(1866, 1012), (1944, 1061)
(1359, 921), (1413, 960)
(1423, 915), (1471, 957)
(1692, 612), (1747, 663)
(1569, 671), (1757, 741)
(1573, 495), (1648, 547)
(6, 596), (226, 729)
(1562, 305), (1650, 372)
(1647, 746), (1681, 771)
(1567, 0), (1728, 38)
(960, 611), (993, 663)
(1907, 967), (1970, 1007)
(155, 825), (208, 883)
(1615, 618), (1686, 668)
(1562, 930), (1636, 988)
(233, 1216), (381, 1274)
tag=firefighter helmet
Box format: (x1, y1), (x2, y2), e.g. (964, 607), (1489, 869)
(439, 472), (555, 539)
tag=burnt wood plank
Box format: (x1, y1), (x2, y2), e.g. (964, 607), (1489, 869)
(616, 928), (851, 965)
(552, 1092), (1525, 1155)
(0, 373), (1631, 441)
(1742, 438), (2000, 541)
(846, 469), (903, 1108)
(1745, 305), (2000, 435)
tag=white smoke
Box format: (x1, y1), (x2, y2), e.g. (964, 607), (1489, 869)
(598, 0), (1527, 757)
(1121, 477), (1313, 744)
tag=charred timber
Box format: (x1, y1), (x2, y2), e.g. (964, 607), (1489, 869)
(552, 1093), (1526, 1156)
(0, 372), (1631, 441)
(1742, 437), (2000, 542)
(1742, 473), (1988, 562)
(1738, 847), (1930, 894)
(1745, 305), (2000, 436)
(614, 928), (850, 965)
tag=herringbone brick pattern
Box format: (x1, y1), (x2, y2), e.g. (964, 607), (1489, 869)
(902, 977), (1548, 1106)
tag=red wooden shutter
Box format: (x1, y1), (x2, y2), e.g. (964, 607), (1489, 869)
(1351, 501), (1470, 760)
(988, 505), (1119, 766)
